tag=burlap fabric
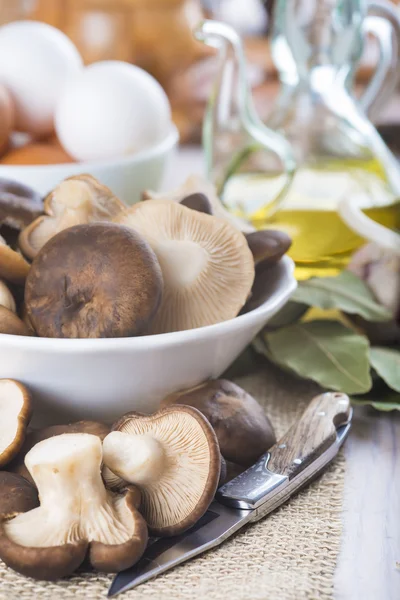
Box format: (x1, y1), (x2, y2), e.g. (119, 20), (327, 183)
(0, 362), (345, 600)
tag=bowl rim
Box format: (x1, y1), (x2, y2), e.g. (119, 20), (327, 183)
(0, 126), (179, 171)
(0, 257), (296, 352)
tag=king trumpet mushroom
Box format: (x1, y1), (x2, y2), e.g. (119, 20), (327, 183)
(103, 406), (221, 536)
(25, 222), (163, 338)
(114, 200), (255, 334)
(0, 433), (148, 580)
(19, 174), (125, 260)
(0, 380), (32, 468)
(162, 379), (276, 468)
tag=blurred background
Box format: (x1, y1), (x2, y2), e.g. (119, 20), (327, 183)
(1, 0), (399, 146)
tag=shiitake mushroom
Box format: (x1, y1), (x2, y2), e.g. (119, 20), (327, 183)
(25, 223), (163, 338)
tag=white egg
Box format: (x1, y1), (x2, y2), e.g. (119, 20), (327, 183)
(55, 61), (172, 161)
(0, 21), (83, 137)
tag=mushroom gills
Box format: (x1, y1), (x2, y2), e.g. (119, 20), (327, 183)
(103, 408), (220, 534)
(5, 434), (136, 548)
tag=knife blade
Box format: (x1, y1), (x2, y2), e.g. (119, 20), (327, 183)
(108, 391), (352, 597)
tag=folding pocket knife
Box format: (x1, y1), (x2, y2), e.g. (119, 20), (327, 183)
(109, 391), (352, 597)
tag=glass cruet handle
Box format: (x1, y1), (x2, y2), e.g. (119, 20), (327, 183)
(194, 20), (296, 217)
(358, 0), (400, 120)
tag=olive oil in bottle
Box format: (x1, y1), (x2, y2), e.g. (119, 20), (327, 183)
(223, 158), (399, 279)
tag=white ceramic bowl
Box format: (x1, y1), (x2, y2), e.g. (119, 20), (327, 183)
(0, 127), (179, 205)
(0, 257), (296, 426)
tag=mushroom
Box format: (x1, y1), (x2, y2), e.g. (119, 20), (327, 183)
(0, 306), (34, 336)
(114, 200), (254, 334)
(245, 230), (292, 268)
(8, 420), (110, 485)
(0, 380), (32, 468)
(142, 175), (255, 233)
(0, 234), (30, 285)
(0, 279), (16, 313)
(0, 433), (148, 580)
(19, 174), (125, 260)
(25, 222), (163, 338)
(0, 178), (43, 233)
(103, 406), (221, 536)
(162, 379), (276, 468)
(0, 472), (39, 520)
(180, 192), (213, 214)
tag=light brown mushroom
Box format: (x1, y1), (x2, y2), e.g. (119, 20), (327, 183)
(19, 174), (125, 260)
(0, 380), (32, 468)
(103, 406), (221, 536)
(0, 472), (39, 519)
(0, 279), (16, 313)
(0, 433), (148, 580)
(0, 234), (30, 285)
(162, 379), (276, 468)
(142, 174), (255, 233)
(114, 200), (254, 334)
(25, 223), (163, 338)
(0, 178), (43, 233)
(0, 306), (34, 336)
(7, 420), (110, 485)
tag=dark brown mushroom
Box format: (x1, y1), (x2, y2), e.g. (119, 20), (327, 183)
(0, 433), (148, 580)
(0, 472), (39, 519)
(0, 380), (32, 468)
(0, 306), (34, 336)
(245, 230), (292, 268)
(162, 379), (276, 468)
(7, 420), (110, 485)
(180, 193), (213, 214)
(25, 222), (163, 338)
(0, 178), (43, 233)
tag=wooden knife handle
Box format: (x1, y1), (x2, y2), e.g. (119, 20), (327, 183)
(267, 392), (351, 479)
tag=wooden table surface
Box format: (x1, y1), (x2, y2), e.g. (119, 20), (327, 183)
(162, 147), (400, 600)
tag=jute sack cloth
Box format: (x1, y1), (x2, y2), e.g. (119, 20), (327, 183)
(0, 362), (345, 600)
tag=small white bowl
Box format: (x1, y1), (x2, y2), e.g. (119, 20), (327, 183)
(0, 127), (179, 205)
(0, 257), (296, 426)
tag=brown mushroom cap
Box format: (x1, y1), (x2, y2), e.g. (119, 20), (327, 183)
(0, 279), (16, 313)
(114, 200), (254, 334)
(180, 193), (213, 215)
(19, 174), (125, 260)
(7, 420), (110, 485)
(0, 380), (32, 468)
(0, 178), (43, 232)
(0, 433), (148, 580)
(0, 472), (39, 519)
(0, 306), (34, 336)
(0, 234), (30, 285)
(142, 175), (255, 233)
(162, 379), (276, 468)
(245, 230), (292, 268)
(25, 222), (163, 338)
(103, 406), (221, 536)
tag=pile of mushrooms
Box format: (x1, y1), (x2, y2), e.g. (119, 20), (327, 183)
(0, 376), (275, 580)
(0, 174), (291, 338)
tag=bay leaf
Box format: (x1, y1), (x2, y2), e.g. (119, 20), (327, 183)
(264, 301), (308, 330)
(369, 347), (400, 392)
(264, 320), (372, 394)
(292, 271), (391, 322)
(352, 385), (400, 412)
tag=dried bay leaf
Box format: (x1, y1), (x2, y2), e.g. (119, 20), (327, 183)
(369, 347), (400, 392)
(292, 271), (392, 322)
(264, 320), (372, 394)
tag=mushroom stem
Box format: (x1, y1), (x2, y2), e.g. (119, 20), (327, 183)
(103, 432), (166, 486)
(6, 434), (135, 548)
